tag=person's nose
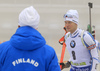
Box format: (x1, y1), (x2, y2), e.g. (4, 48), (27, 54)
(65, 23), (69, 27)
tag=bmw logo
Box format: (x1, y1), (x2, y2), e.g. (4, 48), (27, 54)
(70, 40), (76, 48)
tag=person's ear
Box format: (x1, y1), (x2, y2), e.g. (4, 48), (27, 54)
(18, 25), (20, 28)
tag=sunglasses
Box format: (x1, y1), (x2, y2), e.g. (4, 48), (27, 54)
(64, 14), (73, 18)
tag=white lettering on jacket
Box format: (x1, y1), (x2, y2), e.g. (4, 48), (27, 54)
(12, 58), (39, 67)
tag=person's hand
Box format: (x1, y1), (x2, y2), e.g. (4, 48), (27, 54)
(60, 61), (71, 70)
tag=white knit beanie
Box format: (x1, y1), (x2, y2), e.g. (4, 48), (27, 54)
(18, 6), (40, 29)
(64, 9), (79, 25)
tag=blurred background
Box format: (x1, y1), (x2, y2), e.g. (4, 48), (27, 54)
(0, 0), (100, 71)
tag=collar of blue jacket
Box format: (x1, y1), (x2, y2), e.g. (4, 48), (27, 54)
(10, 26), (46, 50)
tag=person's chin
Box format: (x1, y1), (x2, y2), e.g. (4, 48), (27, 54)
(67, 29), (70, 32)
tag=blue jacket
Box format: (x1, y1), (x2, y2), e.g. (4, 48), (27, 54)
(0, 26), (60, 71)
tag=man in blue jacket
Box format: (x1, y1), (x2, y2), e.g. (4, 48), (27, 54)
(0, 6), (60, 71)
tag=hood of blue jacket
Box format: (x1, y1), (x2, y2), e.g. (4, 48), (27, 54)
(10, 26), (46, 50)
